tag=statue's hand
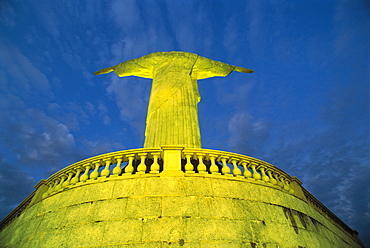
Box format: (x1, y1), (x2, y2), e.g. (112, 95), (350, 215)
(234, 66), (254, 73)
(94, 67), (114, 75)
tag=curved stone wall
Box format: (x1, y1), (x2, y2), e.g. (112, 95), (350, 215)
(0, 174), (363, 247)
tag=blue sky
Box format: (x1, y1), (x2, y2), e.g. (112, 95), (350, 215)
(1, 0), (369, 245)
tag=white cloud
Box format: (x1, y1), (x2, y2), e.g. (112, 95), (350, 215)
(30, 1), (60, 40)
(228, 112), (270, 156)
(110, 0), (140, 33)
(98, 101), (111, 125)
(223, 16), (240, 57)
(0, 40), (51, 95)
(106, 75), (149, 131)
(80, 139), (124, 156)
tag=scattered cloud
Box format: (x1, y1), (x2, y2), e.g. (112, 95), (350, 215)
(110, 0), (140, 33)
(98, 101), (112, 125)
(106, 75), (149, 132)
(0, 159), (36, 220)
(0, 40), (52, 97)
(228, 112), (270, 156)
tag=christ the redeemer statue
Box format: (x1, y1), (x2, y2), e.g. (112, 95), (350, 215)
(94, 51), (253, 148)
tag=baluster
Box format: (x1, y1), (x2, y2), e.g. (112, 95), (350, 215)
(282, 178), (290, 191)
(197, 153), (207, 173)
(71, 168), (82, 184)
(101, 158), (112, 177)
(287, 181), (295, 194)
(150, 152), (160, 173)
(250, 163), (261, 180)
(260, 167), (270, 183)
(276, 174), (283, 188)
(51, 179), (59, 193)
(112, 156), (123, 176)
(80, 164), (91, 182)
(55, 176), (66, 191)
(48, 181), (57, 195)
(137, 153), (147, 174)
(42, 190), (48, 199)
(90, 161), (101, 180)
(124, 155), (135, 175)
(209, 155), (219, 174)
(42, 182), (54, 198)
(279, 177), (286, 189)
(231, 159), (242, 177)
(62, 172), (74, 188)
(241, 161), (252, 179)
(184, 153), (194, 173)
(267, 170), (277, 185)
(220, 157), (232, 176)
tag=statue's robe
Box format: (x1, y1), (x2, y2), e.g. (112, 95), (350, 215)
(101, 51), (246, 148)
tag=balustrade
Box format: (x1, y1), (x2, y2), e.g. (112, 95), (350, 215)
(40, 147), (295, 199)
(181, 148), (295, 194)
(41, 149), (163, 198)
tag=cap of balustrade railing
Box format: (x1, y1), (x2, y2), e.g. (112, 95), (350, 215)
(182, 148), (295, 194)
(41, 148), (163, 199)
(40, 147), (297, 200)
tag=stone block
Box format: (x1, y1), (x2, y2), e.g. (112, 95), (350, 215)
(78, 181), (115, 202)
(16, 202), (40, 224)
(21, 217), (42, 241)
(183, 217), (221, 241)
(37, 193), (62, 214)
(229, 198), (252, 220)
(162, 196), (198, 217)
(43, 207), (66, 229)
(210, 197), (234, 218)
(145, 177), (187, 196)
(63, 201), (94, 226)
(196, 196), (216, 218)
(101, 218), (143, 244)
(112, 178), (147, 199)
(54, 187), (78, 207)
(66, 222), (105, 247)
(40, 224), (72, 247)
(184, 177), (214, 196)
(91, 198), (128, 222)
(125, 196), (161, 218)
(141, 217), (183, 242)
(211, 178), (239, 198)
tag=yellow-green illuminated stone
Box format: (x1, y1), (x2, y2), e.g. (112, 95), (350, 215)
(94, 51), (253, 148)
(0, 175), (364, 247)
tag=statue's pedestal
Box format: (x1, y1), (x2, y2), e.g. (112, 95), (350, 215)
(0, 174), (363, 247)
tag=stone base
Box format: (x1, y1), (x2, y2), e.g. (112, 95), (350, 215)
(0, 175), (363, 247)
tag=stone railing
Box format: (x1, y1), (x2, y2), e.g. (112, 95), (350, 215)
(181, 148), (295, 193)
(0, 191), (35, 231)
(38, 146), (296, 200)
(41, 148), (163, 199)
(0, 146), (335, 232)
(302, 187), (358, 238)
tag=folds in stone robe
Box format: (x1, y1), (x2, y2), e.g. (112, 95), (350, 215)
(94, 51), (253, 148)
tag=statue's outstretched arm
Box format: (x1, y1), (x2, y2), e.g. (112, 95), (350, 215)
(94, 67), (114, 75)
(194, 55), (254, 80)
(93, 57), (153, 79)
(233, 66), (254, 73)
